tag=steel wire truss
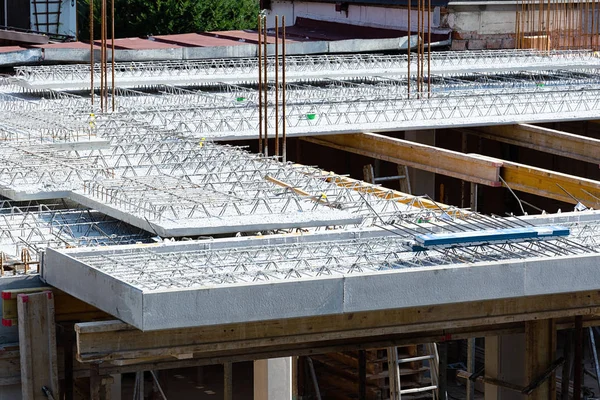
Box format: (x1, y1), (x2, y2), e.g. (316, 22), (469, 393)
(0, 201), (151, 264)
(73, 214), (600, 290)
(99, 82), (600, 139)
(0, 135), (466, 226)
(77, 151), (437, 224)
(12, 50), (599, 85)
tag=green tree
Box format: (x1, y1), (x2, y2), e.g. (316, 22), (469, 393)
(78, 0), (259, 40)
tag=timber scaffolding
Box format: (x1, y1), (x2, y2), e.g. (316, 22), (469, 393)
(2, 47), (600, 399)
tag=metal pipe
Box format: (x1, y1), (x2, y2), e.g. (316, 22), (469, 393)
(282, 15), (287, 163)
(275, 15), (279, 157)
(257, 14), (263, 154)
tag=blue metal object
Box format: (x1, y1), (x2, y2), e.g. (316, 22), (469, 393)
(412, 225), (570, 251)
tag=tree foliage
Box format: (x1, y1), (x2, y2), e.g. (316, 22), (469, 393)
(78, 0), (259, 40)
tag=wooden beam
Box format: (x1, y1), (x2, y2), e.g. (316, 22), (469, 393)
(75, 290), (600, 363)
(302, 131), (600, 207)
(501, 161), (600, 207)
(17, 291), (59, 400)
(301, 133), (503, 186)
(458, 124), (600, 164)
(2, 287), (109, 327)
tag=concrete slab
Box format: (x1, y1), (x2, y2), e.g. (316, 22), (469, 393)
(42, 226), (600, 330)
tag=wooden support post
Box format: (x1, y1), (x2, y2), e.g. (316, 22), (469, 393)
(561, 330), (573, 400)
(224, 362), (233, 400)
(387, 347), (400, 400)
(358, 350), (367, 400)
(525, 319), (556, 400)
(574, 316), (583, 400)
(17, 291), (59, 400)
(466, 338), (476, 400)
(362, 165), (375, 184)
(90, 364), (101, 400)
(62, 323), (75, 400)
(438, 342), (448, 400)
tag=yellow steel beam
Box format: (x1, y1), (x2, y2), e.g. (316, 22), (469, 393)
(302, 133), (503, 187)
(458, 124), (600, 164)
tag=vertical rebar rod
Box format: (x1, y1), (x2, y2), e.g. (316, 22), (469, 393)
(111, 0), (115, 112)
(275, 15), (279, 157)
(407, 0), (411, 98)
(90, 0), (94, 105)
(592, 0), (596, 48)
(416, 0), (421, 95)
(258, 15), (263, 154)
(427, 0), (431, 96)
(103, 0), (108, 111)
(421, 0), (425, 93)
(282, 15), (287, 163)
(263, 17), (268, 156)
(100, 0), (104, 112)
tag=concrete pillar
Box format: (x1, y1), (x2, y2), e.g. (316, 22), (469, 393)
(484, 334), (526, 400)
(404, 130), (436, 197)
(110, 374), (121, 400)
(254, 357), (293, 400)
(525, 319), (556, 400)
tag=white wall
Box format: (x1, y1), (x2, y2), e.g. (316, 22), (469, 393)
(266, 0), (440, 32)
(30, 0), (77, 38)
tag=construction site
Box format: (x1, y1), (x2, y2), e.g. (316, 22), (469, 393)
(3, 0), (600, 399)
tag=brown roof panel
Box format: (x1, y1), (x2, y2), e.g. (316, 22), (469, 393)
(0, 46), (26, 53)
(207, 30), (300, 44)
(151, 33), (244, 47)
(93, 38), (180, 50)
(33, 41), (100, 49)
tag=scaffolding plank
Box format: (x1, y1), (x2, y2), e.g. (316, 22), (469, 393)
(17, 291), (59, 400)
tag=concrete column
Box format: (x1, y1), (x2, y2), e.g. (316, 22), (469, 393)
(404, 130), (436, 197)
(110, 374), (121, 400)
(525, 319), (556, 400)
(254, 357), (293, 400)
(485, 334), (526, 400)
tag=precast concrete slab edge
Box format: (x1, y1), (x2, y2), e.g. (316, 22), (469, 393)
(68, 191), (363, 237)
(0, 49), (42, 66)
(43, 248), (144, 328)
(343, 253), (600, 313)
(0, 187), (73, 202)
(141, 278), (345, 330)
(45, 245), (600, 330)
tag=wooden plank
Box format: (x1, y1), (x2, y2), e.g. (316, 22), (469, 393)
(2, 287), (110, 327)
(501, 161), (600, 207)
(75, 290), (600, 362)
(17, 291), (59, 400)
(301, 133), (503, 186)
(458, 124), (600, 164)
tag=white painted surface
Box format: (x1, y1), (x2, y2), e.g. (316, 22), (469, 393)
(267, 0), (440, 31)
(254, 358), (293, 400)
